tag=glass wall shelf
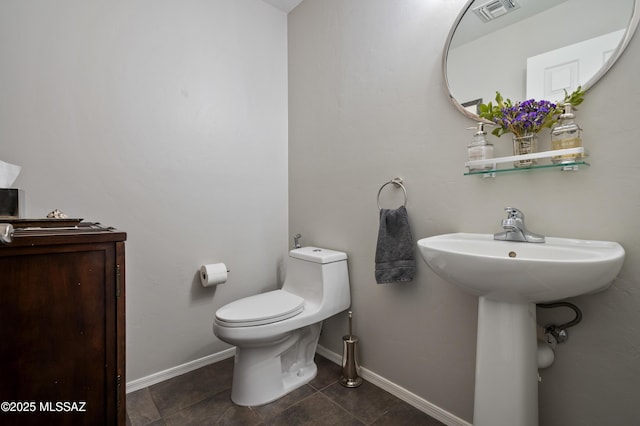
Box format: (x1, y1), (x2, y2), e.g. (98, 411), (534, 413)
(464, 147), (588, 178)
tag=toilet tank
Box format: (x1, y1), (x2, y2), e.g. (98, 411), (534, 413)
(282, 247), (350, 313)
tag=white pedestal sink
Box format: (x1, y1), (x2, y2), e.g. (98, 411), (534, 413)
(417, 233), (625, 426)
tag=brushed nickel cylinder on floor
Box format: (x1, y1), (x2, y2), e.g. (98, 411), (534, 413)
(340, 311), (362, 388)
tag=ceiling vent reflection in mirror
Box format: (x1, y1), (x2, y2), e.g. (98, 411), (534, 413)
(473, 0), (520, 22)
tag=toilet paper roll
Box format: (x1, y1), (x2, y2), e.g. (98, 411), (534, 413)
(200, 263), (228, 287)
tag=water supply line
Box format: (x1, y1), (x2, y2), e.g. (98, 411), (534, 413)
(537, 301), (583, 346)
(293, 233), (302, 249)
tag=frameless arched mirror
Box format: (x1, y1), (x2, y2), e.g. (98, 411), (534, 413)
(444, 0), (639, 120)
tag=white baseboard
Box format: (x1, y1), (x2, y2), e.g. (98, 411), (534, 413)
(126, 347), (236, 394)
(315, 345), (472, 426)
(126, 345), (471, 426)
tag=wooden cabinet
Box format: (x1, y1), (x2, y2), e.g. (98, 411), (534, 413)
(0, 223), (126, 425)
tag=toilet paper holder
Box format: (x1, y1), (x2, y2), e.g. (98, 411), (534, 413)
(200, 263), (230, 287)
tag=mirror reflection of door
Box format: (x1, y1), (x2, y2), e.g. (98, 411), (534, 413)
(526, 30), (624, 100)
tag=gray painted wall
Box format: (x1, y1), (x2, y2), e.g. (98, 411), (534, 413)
(0, 0), (289, 381)
(288, 0), (640, 424)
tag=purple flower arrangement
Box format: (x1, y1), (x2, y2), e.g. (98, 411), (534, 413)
(478, 88), (584, 138)
(495, 99), (556, 138)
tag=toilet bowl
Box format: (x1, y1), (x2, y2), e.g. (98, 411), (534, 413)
(213, 246), (351, 406)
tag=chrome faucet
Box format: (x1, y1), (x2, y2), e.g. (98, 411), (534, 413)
(293, 233), (302, 249)
(494, 207), (545, 243)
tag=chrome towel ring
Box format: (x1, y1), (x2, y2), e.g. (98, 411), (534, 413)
(377, 178), (408, 210)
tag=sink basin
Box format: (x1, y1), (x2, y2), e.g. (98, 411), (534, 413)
(417, 232), (625, 302)
(417, 232), (625, 425)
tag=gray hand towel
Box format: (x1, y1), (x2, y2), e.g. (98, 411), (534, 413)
(375, 206), (415, 284)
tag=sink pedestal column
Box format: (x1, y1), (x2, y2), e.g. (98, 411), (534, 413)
(474, 297), (538, 426)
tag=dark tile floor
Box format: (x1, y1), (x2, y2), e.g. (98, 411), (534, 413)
(126, 354), (445, 425)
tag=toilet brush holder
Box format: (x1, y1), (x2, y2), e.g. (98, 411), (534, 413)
(340, 311), (363, 388)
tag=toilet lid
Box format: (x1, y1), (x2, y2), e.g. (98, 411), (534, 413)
(215, 290), (304, 327)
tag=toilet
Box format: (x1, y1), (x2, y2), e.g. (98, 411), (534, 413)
(213, 246), (351, 406)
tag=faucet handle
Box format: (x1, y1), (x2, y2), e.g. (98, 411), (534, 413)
(505, 207), (524, 219)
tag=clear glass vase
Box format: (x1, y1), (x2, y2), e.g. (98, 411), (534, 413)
(512, 134), (537, 168)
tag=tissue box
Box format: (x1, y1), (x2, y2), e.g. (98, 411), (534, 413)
(0, 189), (25, 218)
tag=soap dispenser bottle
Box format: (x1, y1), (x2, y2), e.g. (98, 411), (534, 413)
(551, 103), (582, 164)
(467, 122), (494, 172)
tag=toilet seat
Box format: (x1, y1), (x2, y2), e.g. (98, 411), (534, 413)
(215, 290), (304, 327)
